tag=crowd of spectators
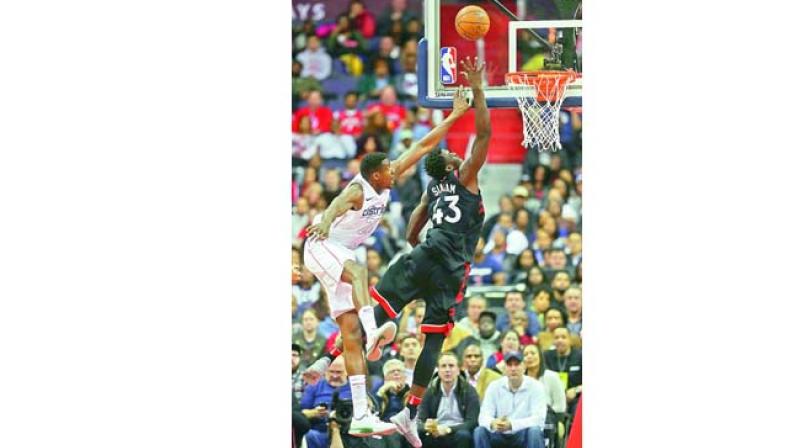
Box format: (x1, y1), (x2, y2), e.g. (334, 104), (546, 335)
(292, 2), (583, 447)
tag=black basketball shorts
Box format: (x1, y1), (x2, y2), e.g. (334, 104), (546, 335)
(369, 245), (470, 335)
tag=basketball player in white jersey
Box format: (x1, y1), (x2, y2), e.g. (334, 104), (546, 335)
(302, 88), (469, 437)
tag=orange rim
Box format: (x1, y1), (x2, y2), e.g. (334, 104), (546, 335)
(506, 70), (579, 102)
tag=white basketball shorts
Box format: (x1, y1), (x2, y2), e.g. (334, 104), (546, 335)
(303, 237), (357, 319)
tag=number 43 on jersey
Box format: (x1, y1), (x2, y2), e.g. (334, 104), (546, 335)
(432, 195), (461, 225)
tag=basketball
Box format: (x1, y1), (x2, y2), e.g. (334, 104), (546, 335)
(455, 5), (490, 41)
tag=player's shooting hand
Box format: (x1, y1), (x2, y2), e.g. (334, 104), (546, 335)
(460, 56), (486, 89)
(307, 220), (331, 240)
(451, 86), (470, 116)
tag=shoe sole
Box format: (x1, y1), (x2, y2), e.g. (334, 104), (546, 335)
(348, 425), (397, 437)
(365, 323), (397, 362)
(389, 416), (421, 448)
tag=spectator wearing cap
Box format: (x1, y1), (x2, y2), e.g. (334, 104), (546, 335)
(461, 343), (502, 402)
(292, 343), (305, 401)
(475, 351), (547, 448)
(417, 352), (480, 448)
(456, 310), (502, 362)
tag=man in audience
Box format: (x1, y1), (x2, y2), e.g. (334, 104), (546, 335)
(456, 295), (487, 337)
(295, 34), (332, 81)
(292, 89), (333, 134)
(399, 335), (421, 385)
(300, 357), (352, 448)
(543, 327), (582, 420)
(461, 344), (502, 402)
(417, 352), (480, 448)
(292, 343), (305, 401)
(474, 351), (547, 448)
(456, 311), (502, 361)
(496, 291), (541, 337)
(293, 309), (328, 368)
(333, 91), (364, 137)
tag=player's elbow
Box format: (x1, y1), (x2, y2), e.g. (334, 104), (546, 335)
(476, 128), (491, 140)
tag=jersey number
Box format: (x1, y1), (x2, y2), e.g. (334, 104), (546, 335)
(432, 195), (461, 225)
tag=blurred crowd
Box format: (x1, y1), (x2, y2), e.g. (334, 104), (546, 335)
(291, 1), (583, 447)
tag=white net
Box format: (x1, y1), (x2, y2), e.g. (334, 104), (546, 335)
(506, 71), (577, 152)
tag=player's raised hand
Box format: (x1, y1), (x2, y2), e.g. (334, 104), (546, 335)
(307, 220), (331, 240)
(460, 56), (485, 88)
(451, 86), (470, 116)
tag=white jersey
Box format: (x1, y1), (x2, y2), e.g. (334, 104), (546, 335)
(312, 174), (390, 250)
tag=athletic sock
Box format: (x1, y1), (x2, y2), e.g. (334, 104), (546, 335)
(358, 306), (378, 337)
(350, 375), (369, 420)
(406, 394), (422, 420)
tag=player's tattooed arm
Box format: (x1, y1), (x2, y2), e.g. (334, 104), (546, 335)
(405, 191), (430, 247)
(307, 183), (364, 239)
(458, 57), (490, 194)
(390, 87), (470, 177)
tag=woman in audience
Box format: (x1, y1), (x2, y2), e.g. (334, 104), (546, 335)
(485, 330), (522, 373)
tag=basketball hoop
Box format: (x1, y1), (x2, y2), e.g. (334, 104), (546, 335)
(506, 70), (579, 152)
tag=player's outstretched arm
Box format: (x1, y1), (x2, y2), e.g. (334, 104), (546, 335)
(390, 87), (470, 177)
(307, 183), (364, 239)
(457, 57), (490, 194)
(405, 191), (430, 247)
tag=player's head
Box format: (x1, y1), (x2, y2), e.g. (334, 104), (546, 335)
(424, 148), (462, 180)
(360, 152), (393, 190)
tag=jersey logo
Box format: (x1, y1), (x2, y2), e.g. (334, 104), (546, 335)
(361, 204), (386, 218)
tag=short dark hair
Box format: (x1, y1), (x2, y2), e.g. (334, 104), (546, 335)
(424, 149), (448, 179)
(545, 307), (568, 325)
(461, 344), (484, 363)
(360, 152), (388, 178)
(345, 90), (358, 99)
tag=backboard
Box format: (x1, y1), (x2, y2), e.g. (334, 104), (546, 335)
(418, 0), (582, 109)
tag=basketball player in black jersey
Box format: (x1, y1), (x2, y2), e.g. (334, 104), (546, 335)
(368, 57), (490, 447)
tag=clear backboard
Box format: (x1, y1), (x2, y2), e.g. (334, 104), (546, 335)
(418, 0), (582, 109)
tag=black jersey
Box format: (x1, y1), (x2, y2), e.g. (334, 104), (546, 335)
(421, 171), (485, 271)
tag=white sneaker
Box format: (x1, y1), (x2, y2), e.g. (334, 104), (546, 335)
(301, 356), (331, 385)
(348, 412), (397, 437)
(365, 322), (397, 362)
(389, 408), (422, 448)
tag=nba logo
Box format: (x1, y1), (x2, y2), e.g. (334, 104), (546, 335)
(440, 47), (457, 85)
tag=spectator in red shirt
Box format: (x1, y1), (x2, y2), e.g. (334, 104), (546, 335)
(347, 0), (376, 39)
(332, 91), (364, 137)
(367, 86), (406, 132)
(292, 90), (333, 134)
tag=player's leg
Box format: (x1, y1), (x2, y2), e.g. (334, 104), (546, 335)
(389, 263), (464, 448)
(369, 250), (426, 329)
(334, 308), (396, 437)
(341, 260), (396, 361)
